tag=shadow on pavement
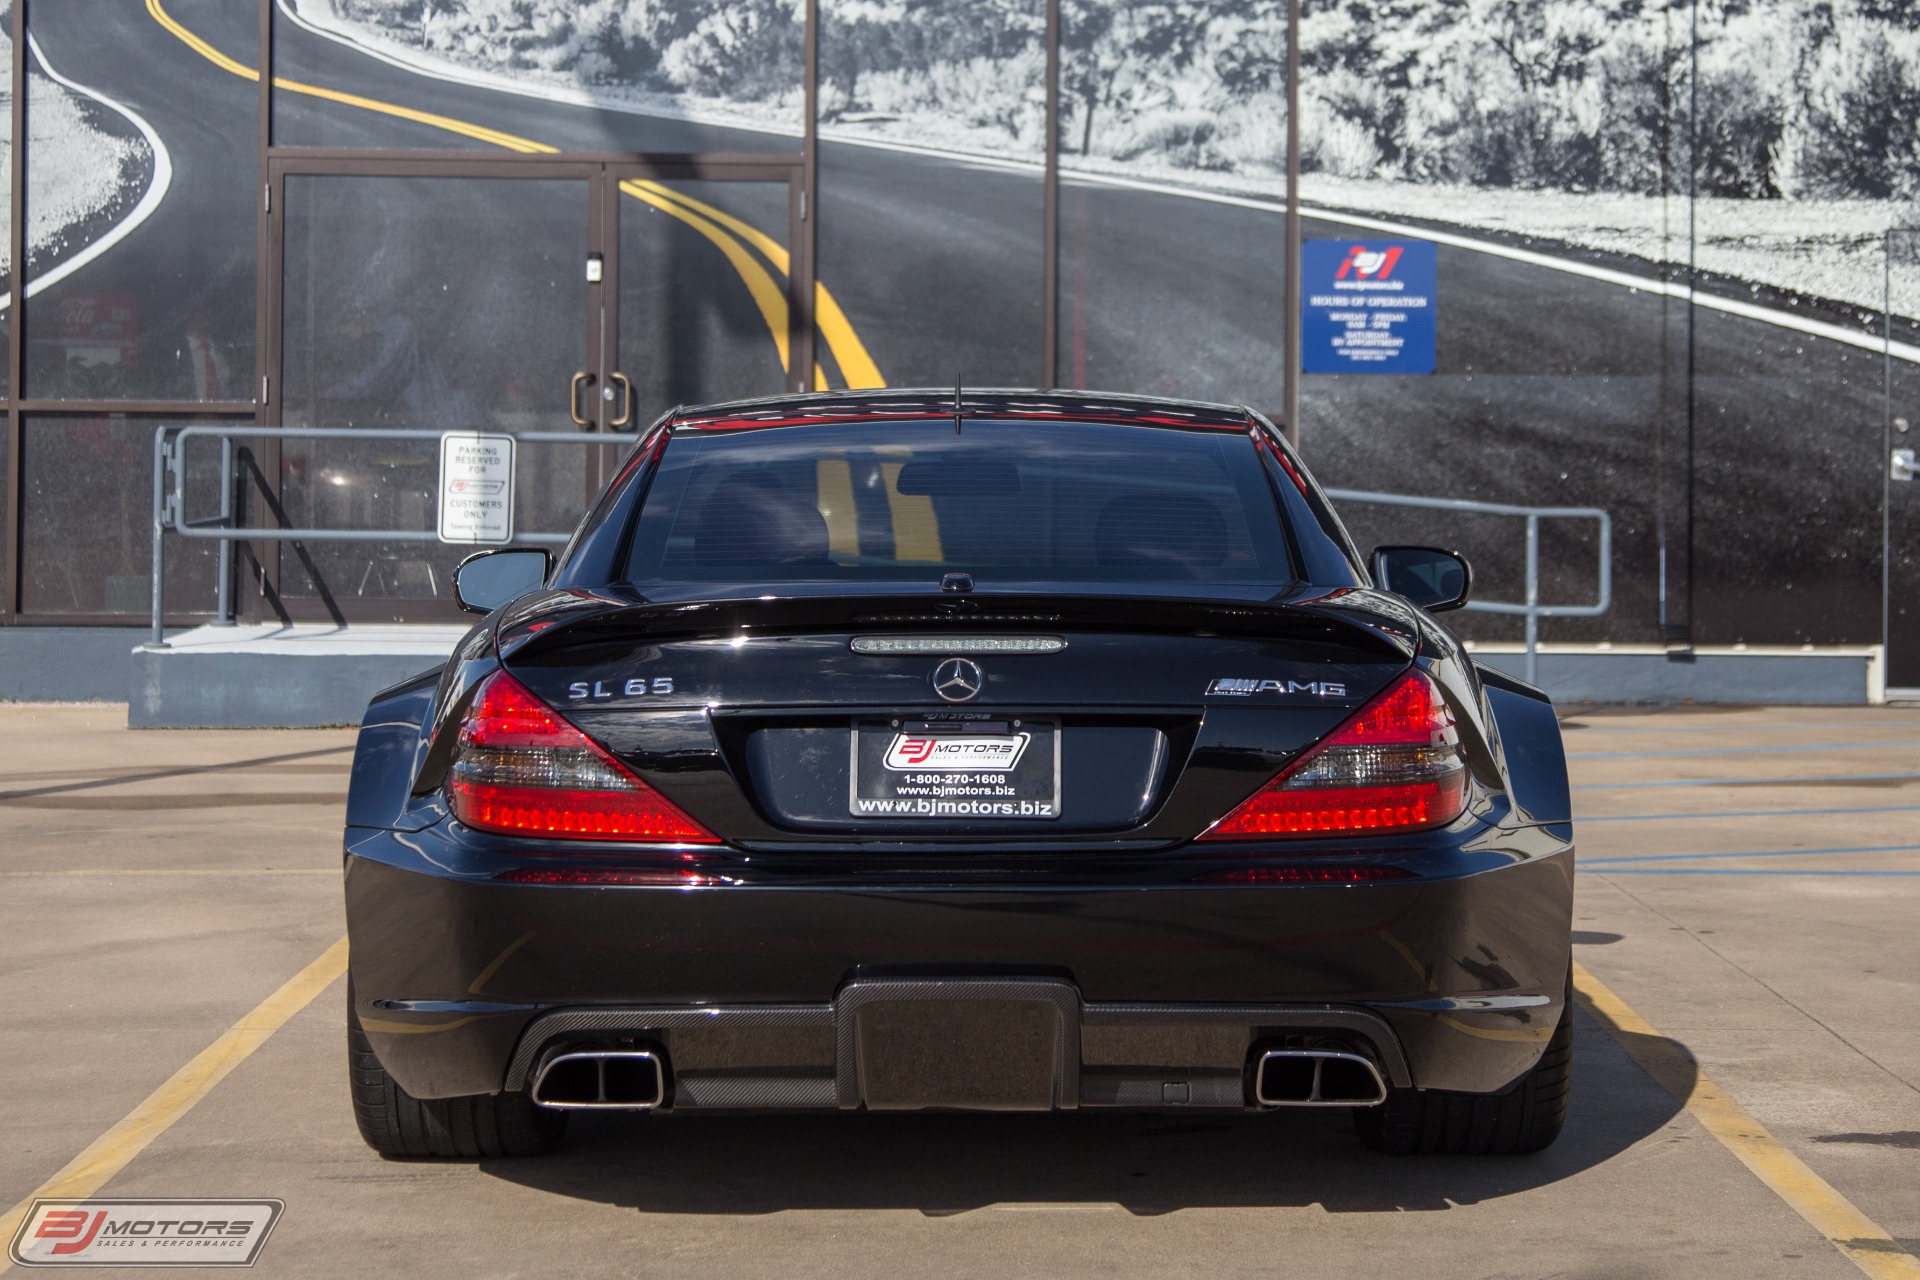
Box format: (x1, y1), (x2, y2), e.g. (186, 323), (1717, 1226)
(482, 1009), (1691, 1216)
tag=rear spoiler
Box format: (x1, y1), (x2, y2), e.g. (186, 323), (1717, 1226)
(493, 588), (1418, 664)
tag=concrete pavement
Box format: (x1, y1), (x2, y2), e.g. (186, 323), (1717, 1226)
(3, 701), (1917, 1277)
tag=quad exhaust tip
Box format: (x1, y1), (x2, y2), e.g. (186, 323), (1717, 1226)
(1253, 1049), (1388, 1107)
(530, 1049), (665, 1110)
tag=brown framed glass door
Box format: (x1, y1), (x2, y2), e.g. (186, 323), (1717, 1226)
(255, 156), (804, 621)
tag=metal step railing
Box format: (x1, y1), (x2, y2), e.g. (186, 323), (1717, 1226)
(1325, 488), (1612, 683)
(148, 426), (1612, 683)
(146, 424), (612, 647)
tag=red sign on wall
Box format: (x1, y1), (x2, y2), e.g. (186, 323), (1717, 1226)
(57, 294), (139, 346)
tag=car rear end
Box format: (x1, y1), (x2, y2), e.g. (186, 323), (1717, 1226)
(343, 396), (1573, 1132)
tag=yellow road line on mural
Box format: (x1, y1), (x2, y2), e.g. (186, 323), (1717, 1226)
(618, 179), (790, 371)
(146, 0), (549, 152)
(1573, 962), (1920, 1279)
(146, 0), (886, 389)
(633, 182), (884, 388)
(0, 937), (349, 1262)
(810, 284), (885, 388)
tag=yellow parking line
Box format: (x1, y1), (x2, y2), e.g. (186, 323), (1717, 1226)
(147, 0), (886, 389)
(0, 936), (349, 1260)
(1573, 962), (1920, 1279)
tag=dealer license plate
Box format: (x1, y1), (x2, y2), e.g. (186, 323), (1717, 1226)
(850, 719), (1060, 820)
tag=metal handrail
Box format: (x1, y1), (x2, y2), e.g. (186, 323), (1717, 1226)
(1325, 487), (1612, 683)
(148, 430), (1612, 684)
(148, 425), (620, 647)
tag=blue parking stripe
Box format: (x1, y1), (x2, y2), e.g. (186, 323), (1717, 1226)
(1572, 773), (1920, 789)
(1568, 740), (1920, 760)
(1589, 868), (1920, 877)
(1583, 843), (1920, 866)
(1564, 719), (1920, 736)
(1579, 804), (1920, 822)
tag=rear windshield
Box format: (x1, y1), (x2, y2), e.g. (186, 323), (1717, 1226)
(620, 419), (1295, 586)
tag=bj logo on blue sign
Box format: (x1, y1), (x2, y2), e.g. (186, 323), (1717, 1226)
(1335, 245), (1403, 281)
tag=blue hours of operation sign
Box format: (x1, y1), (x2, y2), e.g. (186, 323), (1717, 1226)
(1301, 239), (1437, 374)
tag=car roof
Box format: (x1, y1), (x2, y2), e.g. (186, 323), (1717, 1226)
(668, 388), (1256, 433)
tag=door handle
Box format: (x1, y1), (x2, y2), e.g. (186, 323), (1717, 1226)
(569, 371), (596, 427)
(609, 371), (633, 428)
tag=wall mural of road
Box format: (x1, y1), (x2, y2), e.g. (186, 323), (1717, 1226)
(19, 0), (1920, 674)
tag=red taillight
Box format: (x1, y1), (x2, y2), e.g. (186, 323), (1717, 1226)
(447, 672), (719, 843)
(1197, 669), (1467, 841)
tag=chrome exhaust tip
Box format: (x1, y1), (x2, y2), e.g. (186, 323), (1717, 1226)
(1253, 1049), (1388, 1107)
(530, 1049), (666, 1110)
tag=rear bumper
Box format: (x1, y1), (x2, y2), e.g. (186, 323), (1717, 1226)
(344, 821), (1573, 1102)
(506, 981), (1411, 1111)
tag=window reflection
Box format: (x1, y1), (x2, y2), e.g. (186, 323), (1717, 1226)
(21, 0), (256, 401)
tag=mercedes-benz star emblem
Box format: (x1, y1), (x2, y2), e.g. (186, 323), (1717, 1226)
(932, 657), (984, 703)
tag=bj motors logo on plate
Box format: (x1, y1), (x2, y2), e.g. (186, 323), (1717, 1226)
(883, 733), (1029, 771)
(9, 1199), (282, 1267)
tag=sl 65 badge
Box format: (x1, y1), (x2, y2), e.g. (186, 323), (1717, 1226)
(1208, 677), (1347, 697)
(567, 677), (674, 700)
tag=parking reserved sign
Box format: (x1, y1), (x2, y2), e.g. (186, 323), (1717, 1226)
(438, 431), (516, 544)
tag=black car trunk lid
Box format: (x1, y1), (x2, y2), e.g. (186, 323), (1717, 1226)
(497, 590), (1411, 843)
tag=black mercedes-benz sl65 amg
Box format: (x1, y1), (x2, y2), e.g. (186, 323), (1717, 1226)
(342, 390), (1574, 1159)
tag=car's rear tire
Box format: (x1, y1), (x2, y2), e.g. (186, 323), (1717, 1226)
(1355, 974), (1573, 1156)
(347, 991), (565, 1159)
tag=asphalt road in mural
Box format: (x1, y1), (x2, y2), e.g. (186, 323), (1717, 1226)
(28, 0), (1917, 660)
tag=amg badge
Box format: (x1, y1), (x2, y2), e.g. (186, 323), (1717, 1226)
(1208, 677), (1348, 697)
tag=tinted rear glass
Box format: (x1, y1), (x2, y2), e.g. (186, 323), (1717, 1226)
(621, 420), (1294, 585)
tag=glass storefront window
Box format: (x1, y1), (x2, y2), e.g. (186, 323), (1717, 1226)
(817, 0), (1046, 390)
(1056, 0), (1287, 407)
(1276, 0), (1678, 645)
(22, 0), (256, 402)
(20, 415), (218, 617)
(270, 0), (803, 154)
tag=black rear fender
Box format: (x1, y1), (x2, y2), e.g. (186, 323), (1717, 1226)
(345, 667), (447, 833)
(1476, 665), (1572, 835)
